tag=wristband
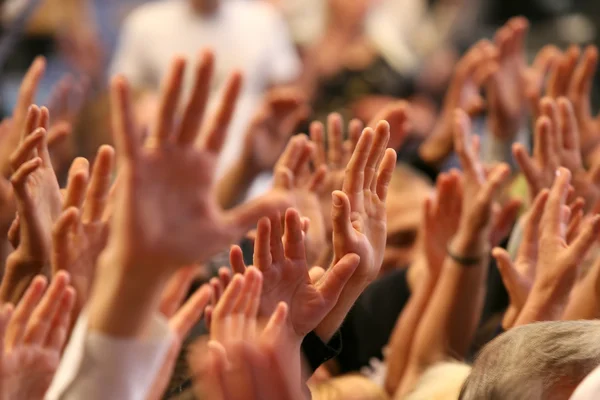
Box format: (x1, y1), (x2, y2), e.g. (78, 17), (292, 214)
(446, 245), (485, 267)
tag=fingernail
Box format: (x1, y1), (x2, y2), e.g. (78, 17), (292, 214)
(332, 193), (342, 206)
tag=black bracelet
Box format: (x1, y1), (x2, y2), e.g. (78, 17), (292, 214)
(446, 245), (485, 267)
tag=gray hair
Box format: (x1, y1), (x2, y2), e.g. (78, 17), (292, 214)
(459, 320), (600, 400)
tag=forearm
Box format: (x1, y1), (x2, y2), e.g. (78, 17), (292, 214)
(87, 253), (170, 338)
(215, 156), (259, 210)
(0, 254), (45, 303)
(384, 257), (436, 395)
(515, 283), (569, 326)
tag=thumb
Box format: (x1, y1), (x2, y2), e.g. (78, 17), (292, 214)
(225, 191), (291, 237)
(493, 247), (528, 310)
(316, 253), (360, 305)
(331, 190), (354, 239)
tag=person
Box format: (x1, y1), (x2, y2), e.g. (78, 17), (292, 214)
(110, 0), (302, 176)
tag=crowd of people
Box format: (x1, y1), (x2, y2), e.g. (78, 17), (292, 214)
(1, 0), (600, 399)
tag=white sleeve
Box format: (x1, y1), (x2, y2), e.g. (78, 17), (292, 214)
(264, 10), (302, 85)
(109, 13), (155, 88)
(570, 366), (600, 400)
(45, 311), (173, 400)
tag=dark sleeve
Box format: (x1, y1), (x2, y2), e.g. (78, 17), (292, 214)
(336, 268), (411, 373)
(301, 330), (343, 373)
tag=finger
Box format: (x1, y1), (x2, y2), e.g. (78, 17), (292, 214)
(212, 274), (243, 322)
(13, 58), (45, 135)
(342, 127), (375, 195)
(480, 164), (511, 206)
(63, 157), (90, 210)
(348, 119), (363, 151)
(261, 302), (288, 340)
(273, 136), (303, 189)
(364, 121), (390, 190)
(177, 51), (215, 145)
(200, 72), (243, 154)
(492, 199), (522, 246)
(10, 157), (42, 198)
(309, 165), (327, 192)
(567, 209), (583, 244)
(159, 267), (197, 318)
(170, 284), (212, 337)
(513, 143), (539, 195)
(539, 97), (561, 155)
(0, 305), (13, 358)
(535, 116), (554, 167)
(521, 189), (550, 255)
(293, 139), (313, 179)
(21, 104), (41, 147)
(218, 267), (232, 289)
(282, 208), (307, 261)
(570, 45), (598, 103)
(253, 217), (272, 272)
(308, 266), (326, 283)
(36, 107), (53, 166)
(375, 148), (397, 201)
(453, 109), (483, 183)
(543, 167), (572, 236)
(557, 97), (579, 151)
(492, 247), (526, 309)
(150, 57), (186, 146)
(309, 121), (326, 167)
(327, 113), (344, 167)
(210, 278), (224, 305)
(23, 271), (70, 345)
(229, 245), (247, 275)
(242, 267), (262, 321)
(10, 127), (45, 172)
(44, 285), (75, 350)
(331, 190), (354, 239)
(83, 145), (115, 223)
(51, 207), (80, 269)
(110, 76), (139, 162)
(269, 212), (284, 264)
(316, 253), (360, 305)
(6, 275), (48, 348)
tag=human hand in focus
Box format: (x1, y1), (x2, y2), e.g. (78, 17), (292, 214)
(148, 267), (212, 400)
(190, 270), (305, 400)
(0, 271), (75, 400)
(104, 52), (290, 273)
(419, 40), (498, 164)
(516, 168), (600, 325)
(51, 145), (116, 315)
(228, 209), (359, 341)
(243, 89), (309, 174)
(486, 17), (533, 141)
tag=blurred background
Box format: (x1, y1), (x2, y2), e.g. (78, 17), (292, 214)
(0, 0), (599, 180)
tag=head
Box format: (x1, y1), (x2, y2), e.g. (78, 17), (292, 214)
(406, 362), (472, 400)
(309, 374), (388, 400)
(460, 320), (600, 400)
(189, 0), (220, 15)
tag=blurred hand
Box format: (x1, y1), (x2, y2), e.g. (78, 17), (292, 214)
(8, 106), (63, 268)
(243, 89), (309, 174)
(51, 146), (116, 315)
(190, 271), (304, 400)
(419, 40), (497, 164)
(0, 272), (75, 399)
(516, 168), (600, 324)
(272, 135), (327, 264)
(309, 113), (363, 236)
(492, 189), (549, 329)
(148, 268), (212, 400)
(486, 17), (528, 140)
(367, 100), (410, 151)
(104, 52), (290, 273)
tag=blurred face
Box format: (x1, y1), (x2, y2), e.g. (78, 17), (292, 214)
(189, 0), (220, 14)
(328, 0), (381, 30)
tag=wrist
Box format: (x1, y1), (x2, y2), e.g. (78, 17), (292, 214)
(450, 229), (489, 257)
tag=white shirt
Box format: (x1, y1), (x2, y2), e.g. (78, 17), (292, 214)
(110, 0), (302, 176)
(45, 311), (173, 400)
(570, 365), (600, 400)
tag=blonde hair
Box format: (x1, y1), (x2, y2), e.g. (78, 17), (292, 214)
(310, 374), (389, 400)
(404, 362), (471, 400)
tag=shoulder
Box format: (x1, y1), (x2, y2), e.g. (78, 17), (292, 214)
(122, 0), (183, 31)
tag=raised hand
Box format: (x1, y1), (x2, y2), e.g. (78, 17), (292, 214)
(4, 106), (63, 288)
(422, 170), (463, 278)
(524, 45), (561, 119)
(419, 40), (497, 164)
(195, 267), (303, 400)
(0, 271), (75, 400)
(242, 89), (309, 174)
(486, 17), (528, 140)
(492, 189), (549, 329)
(367, 101), (410, 151)
(148, 267), (212, 400)
(51, 145), (116, 315)
(515, 168), (600, 325)
(105, 52), (290, 273)
(272, 136), (327, 264)
(228, 209), (359, 340)
(309, 113), (363, 234)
